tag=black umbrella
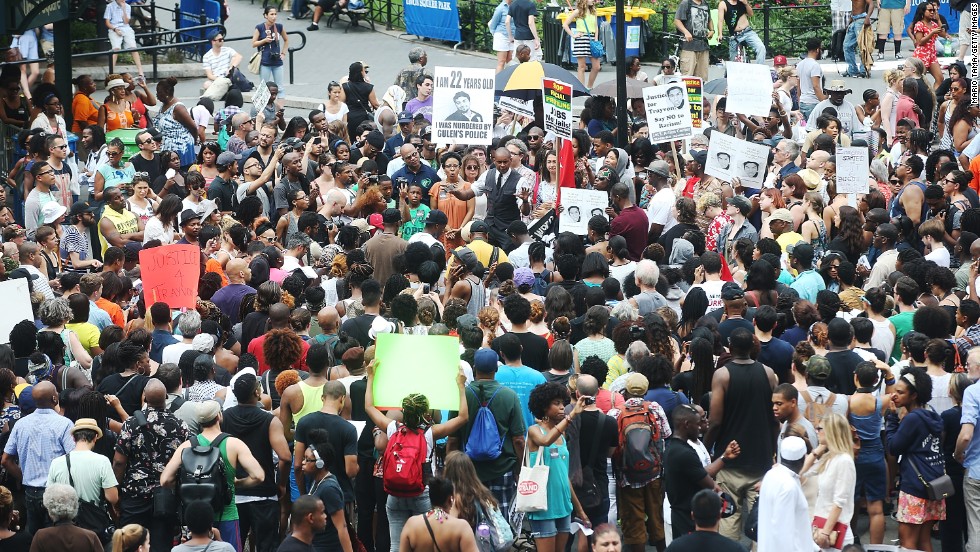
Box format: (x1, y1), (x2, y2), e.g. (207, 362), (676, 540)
(495, 61), (591, 100)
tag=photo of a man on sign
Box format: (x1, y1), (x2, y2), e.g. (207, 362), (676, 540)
(667, 86), (686, 110)
(446, 91), (484, 122)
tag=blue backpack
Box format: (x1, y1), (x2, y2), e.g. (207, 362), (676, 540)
(465, 386), (504, 461)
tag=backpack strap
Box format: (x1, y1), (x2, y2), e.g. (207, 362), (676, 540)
(61, 363), (69, 392)
(424, 514), (444, 552)
(210, 432), (230, 450)
(66, 451), (75, 487)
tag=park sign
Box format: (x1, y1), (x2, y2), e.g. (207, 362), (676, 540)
(3, 0), (70, 35)
(542, 78), (572, 140)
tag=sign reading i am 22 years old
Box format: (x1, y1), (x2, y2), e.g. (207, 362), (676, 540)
(432, 67), (494, 145)
(139, 244), (202, 309)
(542, 78), (573, 140)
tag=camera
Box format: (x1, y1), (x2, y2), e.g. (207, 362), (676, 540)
(583, 396), (596, 406)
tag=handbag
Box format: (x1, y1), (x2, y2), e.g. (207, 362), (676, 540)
(581, 18), (605, 58)
(514, 433), (550, 513)
(909, 455), (956, 501)
(571, 419), (603, 510)
(248, 51), (261, 75)
(66, 452), (115, 544)
(811, 516), (847, 550)
(474, 499), (515, 552)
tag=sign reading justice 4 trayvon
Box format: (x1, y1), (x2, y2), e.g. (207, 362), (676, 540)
(432, 66), (495, 145)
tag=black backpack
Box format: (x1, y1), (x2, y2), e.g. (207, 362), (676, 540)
(176, 433), (232, 517)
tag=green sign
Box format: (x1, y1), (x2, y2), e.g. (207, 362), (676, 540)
(4, 0), (70, 35)
(373, 333), (463, 410)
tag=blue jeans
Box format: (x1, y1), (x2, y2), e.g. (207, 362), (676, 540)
(260, 64), (285, 93)
(728, 27), (767, 64)
(387, 489), (431, 552)
(291, 0), (309, 18)
(844, 15), (865, 75)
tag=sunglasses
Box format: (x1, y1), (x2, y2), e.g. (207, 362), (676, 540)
(52, 144), (67, 150)
(465, 165), (479, 170)
(261, 234), (277, 241)
(107, 150), (122, 157)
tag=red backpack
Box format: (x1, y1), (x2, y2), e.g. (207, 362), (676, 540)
(615, 400), (664, 485)
(382, 423), (427, 497)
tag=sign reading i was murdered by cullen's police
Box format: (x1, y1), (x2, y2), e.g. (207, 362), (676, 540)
(432, 67), (494, 145)
(643, 83), (694, 143)
(543, 78), (573, 140)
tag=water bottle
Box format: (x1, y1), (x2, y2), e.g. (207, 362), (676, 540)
(865, 116), (878, 157)
(439, 185), (448, 201)
(476, 523), (491, 542)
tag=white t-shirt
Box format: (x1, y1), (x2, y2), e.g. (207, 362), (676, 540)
(925, 247), (951, 268)
(202, 47), (238, 79)
(191, 105), (211, 131)
(646, 187), (676, 231)
(691, 280), (725, 311)
(142, 217), (175, 244)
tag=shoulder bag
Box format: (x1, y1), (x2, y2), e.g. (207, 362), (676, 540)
(909, 454), (955, 501)
(581, 17), (605, 59)
(66, 452), (115, 544)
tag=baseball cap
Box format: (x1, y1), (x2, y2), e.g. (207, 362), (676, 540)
(721, 281), (744, 301)
(807, 355), (832, 380)
(728, 195), (751, 216)
(473, 348), (499, 374)
(513, 267), (535, 288)
(469, 220), (490, 234)
(180, 209), (202, 226)
(199, 199), (219, 221)
(453, 247), (482, 273)
(368, 213), (384, 232)
(41, 201), (67, 224)
(648, 160), (671, 178)
(425, 209), (449, 225)
(780, 435), (807, 461)
(382, 208), (402, 224)
(217, 151), (241, 166)
(349, 218), (370, 234)
(282, 137), (304, 150)
(769, 208), (793, 224)
(456, 314), (480, 332)
(69, 201), (96, 218)
(690, 149), (708, 167)
(397, 111), (414, 124)
(196, 400), (222, 424)
(625, 373), (649, 396)
(773, 54), (788, 66)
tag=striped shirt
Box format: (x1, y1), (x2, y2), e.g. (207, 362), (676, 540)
(203, 47), (238, 79)
(60, 224), (93, 272)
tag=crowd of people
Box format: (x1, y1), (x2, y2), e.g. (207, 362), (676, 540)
(1, 1), (980, 552)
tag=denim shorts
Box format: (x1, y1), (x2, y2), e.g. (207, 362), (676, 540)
(530, 514), (571, 538)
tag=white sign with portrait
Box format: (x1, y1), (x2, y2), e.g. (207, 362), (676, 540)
(704, 131), (770, 188)
(559, 188), (608, 236)
(723, 61), (775, 117)
(432, 66), (495, 145)
(643, 83), (694, 143)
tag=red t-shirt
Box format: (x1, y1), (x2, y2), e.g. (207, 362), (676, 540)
(248, 334), (311, 374)
(610, 205), (650, 261)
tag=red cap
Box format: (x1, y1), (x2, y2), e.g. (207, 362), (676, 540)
(773, 55), (788, 66)
(368, 213), (384, 232)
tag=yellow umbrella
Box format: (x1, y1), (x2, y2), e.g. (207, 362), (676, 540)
(495, 61), (590, 100)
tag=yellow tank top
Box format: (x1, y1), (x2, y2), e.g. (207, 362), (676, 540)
(292, 380), (326, 426)
(99, 207), (140, 255)
(575, 13), (598, 35)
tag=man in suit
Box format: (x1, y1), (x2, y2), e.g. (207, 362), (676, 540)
(446, 147), (528, 249)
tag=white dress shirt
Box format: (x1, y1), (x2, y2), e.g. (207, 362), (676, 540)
(758, 463), (817, 552)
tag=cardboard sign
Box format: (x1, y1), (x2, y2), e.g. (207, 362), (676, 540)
(558, 188), (608, 235)
(684, 77), (703, 129)
(0, 279), (33, 345)
(433, 67), (494, 145)
(643, 83), (694, 143)
(139, 244), (202, 309)
(836, 146), (870, 194)
(543, 78), (573, 140)
(373, 333), (462, 410)
(499, 96), (535, 119)
(723, 61), (775, 117)
(704, 132), (770, 188)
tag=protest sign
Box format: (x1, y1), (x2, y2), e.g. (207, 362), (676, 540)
(404, 0), (461, 42)
(643, 83), (694, 143)
(252, 80), (270, 112)
(724, 61), (775, 117)
(499, 96), (535, 119)
(0, 279), (32, 345)
(836, 147), (870, 194)
(559, 188), (608, 235)
(684, 77), (703, 128)
(373, 333), (462, 410)
(543, 78), (573, 140)
(528, 209), (556, 241)
(139, 244), (202, 309)
(433, 67), (494, 145)
(704, 131), (770, 188)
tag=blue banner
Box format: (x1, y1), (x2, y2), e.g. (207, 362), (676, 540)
(404, 0), (461, 42)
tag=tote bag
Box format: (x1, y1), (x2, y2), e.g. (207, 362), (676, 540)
(514, 436), (549, 513)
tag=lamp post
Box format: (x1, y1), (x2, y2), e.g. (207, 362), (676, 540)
(614, 0), (628, 147)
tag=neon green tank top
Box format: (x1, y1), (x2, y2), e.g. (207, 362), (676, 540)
(575, 13), (598, 35)
(292, 381), (326, 426)
(196, 433), (237, 521)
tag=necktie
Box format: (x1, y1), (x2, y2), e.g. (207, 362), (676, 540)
(497, 170), (504, 191)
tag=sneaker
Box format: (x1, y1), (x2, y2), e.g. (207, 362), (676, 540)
(307, 23), (319, 30)
(876, 52), (884, 61)
(895, 52), (903, 59)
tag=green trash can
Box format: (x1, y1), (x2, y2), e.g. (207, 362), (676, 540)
(542, 4), (562, 66)
(105, 128), (142, 160)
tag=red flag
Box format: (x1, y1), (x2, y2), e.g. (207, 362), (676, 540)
(720, 257), (734, 282)
(556, 138), (576, 206)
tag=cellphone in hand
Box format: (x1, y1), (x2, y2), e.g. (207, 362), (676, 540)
(423, 284), (430, 294)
